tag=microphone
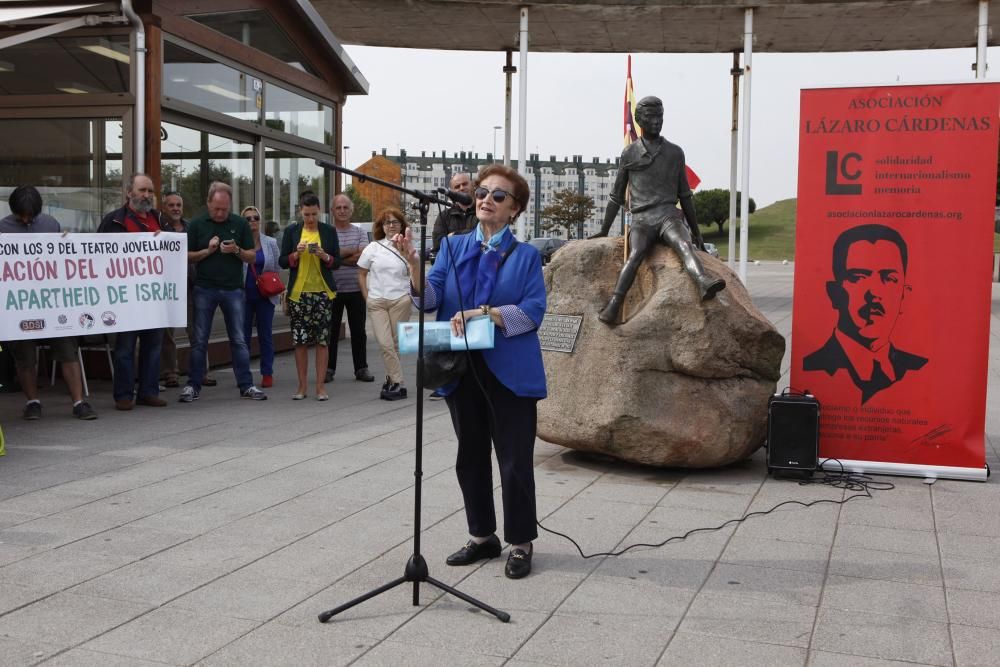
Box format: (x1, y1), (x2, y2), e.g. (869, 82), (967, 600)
(436, 187), (473, 206)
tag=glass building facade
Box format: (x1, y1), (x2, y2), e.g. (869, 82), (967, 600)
(0, 2), (365, 230)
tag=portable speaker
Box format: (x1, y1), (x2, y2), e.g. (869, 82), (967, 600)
(766, 393), (820, 475)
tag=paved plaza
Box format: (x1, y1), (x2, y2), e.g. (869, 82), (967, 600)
(0, 262), (998, 666)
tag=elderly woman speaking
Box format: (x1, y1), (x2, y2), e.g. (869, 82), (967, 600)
(395, 164), (546, 579)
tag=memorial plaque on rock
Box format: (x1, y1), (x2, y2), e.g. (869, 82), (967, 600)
(538, 314), (583, 353)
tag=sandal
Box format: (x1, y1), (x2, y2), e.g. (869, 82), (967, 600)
(316, 393), (329, 401)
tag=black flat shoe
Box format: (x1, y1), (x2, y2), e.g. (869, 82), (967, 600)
(504, 544), (533, 579)
(446, 534), (502, 566)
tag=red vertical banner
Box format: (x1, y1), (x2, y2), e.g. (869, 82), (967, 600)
(791, 82), (1000, 479)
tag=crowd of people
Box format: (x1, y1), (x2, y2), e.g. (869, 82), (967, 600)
(2, 165), (550, 579)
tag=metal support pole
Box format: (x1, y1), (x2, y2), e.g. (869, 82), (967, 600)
(122, 0), (145, 173)
(977, 0), (989, 78)
(728, 51), (741, 268)
(517, 7), (529, 239)
(738, 8), (753, 284)
(503, 50), (515, 166)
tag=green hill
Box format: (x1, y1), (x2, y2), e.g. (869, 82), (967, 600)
(702, 198), (797, 261)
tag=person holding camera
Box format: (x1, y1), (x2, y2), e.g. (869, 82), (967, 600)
(180, 181), (267, 403)
(279, 193), (341, 401)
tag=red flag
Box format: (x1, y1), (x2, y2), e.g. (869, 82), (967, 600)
(624, 55), (638, 146)
(686, 166), (701, 190)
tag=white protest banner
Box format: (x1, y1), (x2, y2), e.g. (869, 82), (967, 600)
(0, 232), (187, 340)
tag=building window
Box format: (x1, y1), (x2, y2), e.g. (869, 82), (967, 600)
(264, 147), (330, 227)
(160, 121), (254, 218)
(164, 41), (259, 124)
(187, 10), (319, 76)
(264, 82), (334, 147)
(0, 35), (130, 96)
(0, 117), (123, 231)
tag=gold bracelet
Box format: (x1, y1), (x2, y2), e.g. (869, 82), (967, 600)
(481, 304), (490, 316)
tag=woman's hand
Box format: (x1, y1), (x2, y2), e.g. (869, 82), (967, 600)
(393, 227), (419, 264)
(296, 241), (307, 253)
(450, 309), (484, 338)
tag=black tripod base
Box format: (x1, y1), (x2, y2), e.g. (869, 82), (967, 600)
(317, 554), (511, 624)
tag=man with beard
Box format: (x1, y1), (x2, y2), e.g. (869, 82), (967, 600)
(99, 173), (170, 410)
(803, 224), (927, 404)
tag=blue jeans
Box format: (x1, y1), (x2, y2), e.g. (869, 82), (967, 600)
(244, 296), (275, 376)
(113, 329), (163, 401)
(189, 286), (253, 392)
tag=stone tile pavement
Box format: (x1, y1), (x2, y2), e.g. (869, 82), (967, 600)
(0, 262), (998, 666)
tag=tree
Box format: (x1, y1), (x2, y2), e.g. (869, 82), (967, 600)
(540, 188), (595, 239)
(344, 184), (372, 222)
(692, 188), (756, 236)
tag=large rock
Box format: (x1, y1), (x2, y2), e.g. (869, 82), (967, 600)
(537, 238), (785, 468)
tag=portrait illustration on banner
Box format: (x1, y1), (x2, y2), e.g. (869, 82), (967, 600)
(802, 223), (927, 405)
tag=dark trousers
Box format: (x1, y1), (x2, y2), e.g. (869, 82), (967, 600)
(445, 353), (538, 545)
(113, 329), (163, 402)
(327, 290), (367, 374)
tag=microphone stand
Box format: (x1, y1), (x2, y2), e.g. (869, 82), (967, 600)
(314, 160), (510, 624)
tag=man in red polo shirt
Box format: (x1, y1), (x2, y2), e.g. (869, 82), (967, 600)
(98, 173), (170, 410)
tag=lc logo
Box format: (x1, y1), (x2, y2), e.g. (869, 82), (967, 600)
(826, 151), (862, 195)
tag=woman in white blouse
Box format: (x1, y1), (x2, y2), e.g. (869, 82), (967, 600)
(358, 208), (413, 400)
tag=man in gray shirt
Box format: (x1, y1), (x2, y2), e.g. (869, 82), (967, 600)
(0, 185), (96, 420)
(326, 194), (374, 383)
(591, 96), (725, 324)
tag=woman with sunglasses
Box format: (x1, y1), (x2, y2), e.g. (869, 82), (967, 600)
(357, 208), (412, 401)
(241, 205), (280, 388)
(395, 164), (546, 580)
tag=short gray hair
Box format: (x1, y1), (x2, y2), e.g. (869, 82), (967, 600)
(207, 181), (233, 203)
(331, 193), (354, 213)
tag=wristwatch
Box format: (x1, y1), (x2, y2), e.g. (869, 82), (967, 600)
(481, 304), (490, 316)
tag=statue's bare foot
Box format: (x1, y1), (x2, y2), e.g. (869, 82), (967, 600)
(699, 276), (726, 301)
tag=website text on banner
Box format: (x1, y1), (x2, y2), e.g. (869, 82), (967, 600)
(790, 82), (1000, 478)
(1, 232), (188, 340)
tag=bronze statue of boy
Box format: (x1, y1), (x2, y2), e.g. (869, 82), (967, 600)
(590, 96), (725, 324)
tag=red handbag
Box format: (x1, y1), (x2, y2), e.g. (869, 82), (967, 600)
(250, 264), (285, 298)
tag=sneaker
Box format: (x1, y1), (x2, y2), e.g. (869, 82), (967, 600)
(241, 386), (267, 400)
(23, 401), (42, 420)
(355, 367), (375, 382)
(73, 401), (98, 420)
(379, 376), (391, 399)
(261, 375), (273, 388)
(428, 390), (445, 401)
(179, 386), (199, 402)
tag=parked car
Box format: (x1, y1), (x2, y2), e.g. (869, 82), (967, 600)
(528, 237), (568, 264)
(703, 242), (720, 258)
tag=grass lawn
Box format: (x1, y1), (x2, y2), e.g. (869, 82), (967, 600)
(701, 198), (797, 262)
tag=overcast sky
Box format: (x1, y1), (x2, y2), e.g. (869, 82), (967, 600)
(341, 45), (999, 208)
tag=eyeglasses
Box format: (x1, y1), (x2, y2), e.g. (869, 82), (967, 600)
(245, 215), (260, 222)
(474, 187), (516, 205)
(383, 220), (402, 226)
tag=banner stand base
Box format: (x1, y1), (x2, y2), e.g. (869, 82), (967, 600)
(820, 458), (988, 482)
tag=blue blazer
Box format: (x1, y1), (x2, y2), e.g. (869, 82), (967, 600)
(426, 232), (547, 399)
